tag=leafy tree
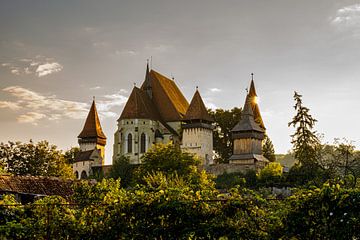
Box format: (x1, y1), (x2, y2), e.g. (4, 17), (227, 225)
(288, 92), (320, 168)
(140, 143), (200, 177)
(208, 107), (242, 163)
(0, 140), (73, 178)
(63, 147), (80, 164)
(263, 134), (276, 162)
(108, 155), (137, 187)
(258, 162), (283, 187)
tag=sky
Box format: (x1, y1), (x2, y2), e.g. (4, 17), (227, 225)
(1, 0), (360, 164)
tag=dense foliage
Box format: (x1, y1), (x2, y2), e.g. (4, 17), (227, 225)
(0, 140), (73, 178)
(262, 134), (276, 162)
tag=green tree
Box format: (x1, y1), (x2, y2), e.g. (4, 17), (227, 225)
(258, 162), (283, 187)
(288, 92), (320, 167)
(0, 140), (73, 178)
(263, 134), (276, 162)
(209, 107), (242, 163)
(63, 147), (80, 164)
(108, 155), (137, 187)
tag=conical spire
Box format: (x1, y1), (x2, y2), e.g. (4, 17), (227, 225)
(247, 77), (265, 129)
(78, 99), (107, 142)
(184, 89), (213, 122)
(231, 94), (264, 133)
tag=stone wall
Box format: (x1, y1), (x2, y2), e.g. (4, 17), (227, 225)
(199, 163), (256, 176)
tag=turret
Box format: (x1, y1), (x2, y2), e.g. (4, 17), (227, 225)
(181, 88), (214, 164)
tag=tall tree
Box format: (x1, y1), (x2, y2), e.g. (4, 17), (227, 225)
(208, 107), (242, 163)
(263, 134), (276, 162)
(288, 92), (320, 167)
(0, 140), (73, 178)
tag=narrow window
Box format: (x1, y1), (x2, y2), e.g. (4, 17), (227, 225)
(140, 133), (146, 153)
(127, 133), (133, 153)
(74, 171), (79, 179)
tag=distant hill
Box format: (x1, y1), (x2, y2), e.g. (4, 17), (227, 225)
(276, 153), (297, 168)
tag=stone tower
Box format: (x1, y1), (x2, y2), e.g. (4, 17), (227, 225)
(181, 89), (214, 165)
(73, 99), (106, 179)
(229, 79), (268, 170)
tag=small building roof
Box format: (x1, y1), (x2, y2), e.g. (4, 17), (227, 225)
(78, 100), (107, 141)
(119, 86), (161, 121)
(184, 90), (214, 122)
(73, 149), (100, 162)
(0, 175), (74, 200)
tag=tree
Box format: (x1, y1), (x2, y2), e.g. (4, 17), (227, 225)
(263, 134), (276, 162)
(0, 140), (73, 178)
(208, 107), (242, 163)
(108, 155), (137, 187)
(140, 143), (200, 177)
(288, 92), (320, 167)
(258, 162), (283, 187)
(63, 147), (80, 164)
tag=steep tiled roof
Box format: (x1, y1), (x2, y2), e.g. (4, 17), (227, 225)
(150, 70), (189, 122)
(232, 95), (264, 133)
(248, 80), (265, 129)
(184, 90), (213, 122)
(119, 87), (161, 121)
(0, 175), (74, 199)
(78, 100), (107, 140)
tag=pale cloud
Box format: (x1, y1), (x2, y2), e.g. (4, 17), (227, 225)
(209, 88), (222, 93)
(17, 112), (46, 125)
(1, 86), (127, 124)
(36, 62), (63, 77)
(331, 4), (360, 36)
(1, 56), (63, 77)
(90, 86), (101, 90)
(115, 49), (138, 56)
(0, 101), (22, 110)
(202, 97), (217, 110)
(145, 44), (173, 53)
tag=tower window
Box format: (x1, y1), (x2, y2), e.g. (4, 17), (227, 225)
(140, 133), (146, 153)
(81, 171), (87, 179)
(127, 133), (133, 153)
(74, 171), (79, 179)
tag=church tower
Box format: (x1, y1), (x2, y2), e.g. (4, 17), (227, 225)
(181, 89), (214, 165)
(73, 99), (107, 179)
(229, 79), (268, 170)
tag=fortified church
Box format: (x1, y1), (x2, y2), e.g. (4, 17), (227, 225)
(72, 64), (268, 179)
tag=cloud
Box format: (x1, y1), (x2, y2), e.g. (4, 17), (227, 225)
(202, 97), (217, 110)
(1, 56), (63, 77)
(115, 50), (138, 56)
(17, 112), (46, 125)
(90, 86), (101, 90)
(36, 62), (63, 77)
(209, 88), (222, 93)
(0, 101), (22, 110)
(331, 4), (360, 36)
(1, 86), (128, 124)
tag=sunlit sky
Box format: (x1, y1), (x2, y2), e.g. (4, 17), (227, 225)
(1, 0), (360, 164)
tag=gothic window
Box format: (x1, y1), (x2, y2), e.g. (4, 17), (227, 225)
(127, 133), (133, 153)
(74, 171), (79, 179)
(140, 133), (146, 153)
(80, 171), (87, 179)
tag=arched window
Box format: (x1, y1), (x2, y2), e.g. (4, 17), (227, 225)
(80, 170), (87, 179)
(74, 171), (79, 179)
(127, 133), (132, 153)
(140, 133), (146, 153)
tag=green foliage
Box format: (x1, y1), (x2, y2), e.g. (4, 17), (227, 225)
(258, 162), (283, 187)
(262, 134), (276, 162)
(215, 172), (246, 189)
(63, 147), (80, 164)
(288, 91), (320, 167)
(0, 140), (73, 178)
(108, 155), (137, 187)
(140, 143), (200, 178)
(208, 107), (242, 163)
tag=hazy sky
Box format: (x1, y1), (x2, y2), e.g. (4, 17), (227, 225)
(1, 0), (360, 164)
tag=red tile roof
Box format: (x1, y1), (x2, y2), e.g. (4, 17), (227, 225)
(184, 90), (213, 122)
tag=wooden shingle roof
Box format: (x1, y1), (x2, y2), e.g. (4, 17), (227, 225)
(78, 100), (107, 140)
(184, 90), (213, 122)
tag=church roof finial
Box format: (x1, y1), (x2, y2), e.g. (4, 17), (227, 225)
(251, 73), (254, 81)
